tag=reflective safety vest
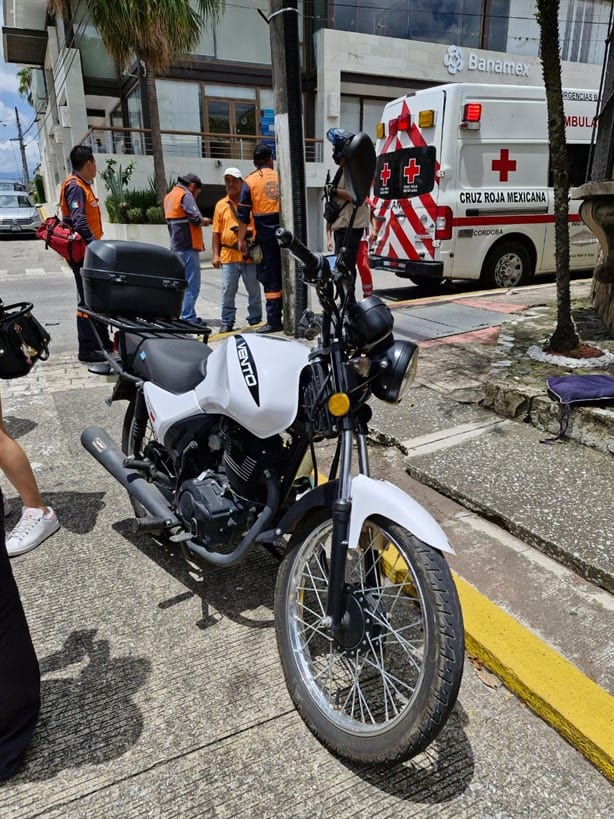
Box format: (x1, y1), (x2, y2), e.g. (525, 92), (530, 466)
(164, 185), (204, 252)
(245, 167), (279, 217)
(60, 174), (103, 240)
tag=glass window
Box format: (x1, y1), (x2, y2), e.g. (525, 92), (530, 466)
(73, 4), (117, 79)
(157, 80), (203, 158)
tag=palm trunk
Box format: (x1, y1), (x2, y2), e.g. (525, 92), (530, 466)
(537, 0), (580, 352)
(143, 71), (168, 206)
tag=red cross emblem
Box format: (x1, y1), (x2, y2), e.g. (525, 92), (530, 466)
(491, 149), (517, 182)
(379, 162), (391, 186)
(403, 158), (421, 185)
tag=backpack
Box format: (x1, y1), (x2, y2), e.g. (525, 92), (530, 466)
(323, 167), (347, 225)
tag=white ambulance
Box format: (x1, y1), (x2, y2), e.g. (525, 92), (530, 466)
(370, 82), (600, 288)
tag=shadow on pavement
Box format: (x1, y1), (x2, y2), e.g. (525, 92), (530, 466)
(347, 702), (474, 802)
(112, 518), (279, 631)
(19, 629), (150, 781)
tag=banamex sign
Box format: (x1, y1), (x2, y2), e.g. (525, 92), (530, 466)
(444, 45), (531, 78)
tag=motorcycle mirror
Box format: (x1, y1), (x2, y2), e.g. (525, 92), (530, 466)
(344, 132), (376, 205)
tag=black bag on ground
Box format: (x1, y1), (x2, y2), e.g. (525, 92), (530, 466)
(0, 302), (51, 379)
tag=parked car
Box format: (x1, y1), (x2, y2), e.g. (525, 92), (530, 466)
(0, 191), (42, 236)
(0, 180), (27, 192)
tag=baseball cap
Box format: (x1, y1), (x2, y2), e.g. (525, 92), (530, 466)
(253, 143), (273, 162)
(178, 172), (203, 187)
(223, 167), (242, 179)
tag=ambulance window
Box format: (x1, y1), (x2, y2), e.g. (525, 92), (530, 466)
(547, 144), (590, 188)
(373, 147), (436, 200)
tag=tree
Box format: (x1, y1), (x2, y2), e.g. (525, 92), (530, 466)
(48, 0), (224, 204)
(17, 67), (33, 107)
(535, 0), (581, 353)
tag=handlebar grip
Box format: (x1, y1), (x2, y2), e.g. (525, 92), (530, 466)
(276, 228), (321, 270)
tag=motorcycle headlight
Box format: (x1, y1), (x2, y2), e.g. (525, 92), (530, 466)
(370, 339), (419, 403)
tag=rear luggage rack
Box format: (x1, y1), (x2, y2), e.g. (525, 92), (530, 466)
(81, 308), (211, 341)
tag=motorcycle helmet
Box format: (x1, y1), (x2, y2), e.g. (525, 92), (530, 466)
(326, 128), (354, 163)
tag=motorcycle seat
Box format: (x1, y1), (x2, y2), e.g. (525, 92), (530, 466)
(123, 334), (211, 393)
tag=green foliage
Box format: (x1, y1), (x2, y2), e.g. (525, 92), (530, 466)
(126, 207), (145, 223)
(32, 174), (46, 204)
(145, 206), (165, 224)
(99, 158), (135, 198)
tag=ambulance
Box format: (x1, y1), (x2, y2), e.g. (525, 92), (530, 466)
(370, 83), (600, 288)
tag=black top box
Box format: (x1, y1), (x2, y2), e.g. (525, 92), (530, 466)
(82, 239), (187, 319)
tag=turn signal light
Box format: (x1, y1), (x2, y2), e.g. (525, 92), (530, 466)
(376, 122), (385, 139)
(418, 109), (435, 128)
(328, 392), (351, 417)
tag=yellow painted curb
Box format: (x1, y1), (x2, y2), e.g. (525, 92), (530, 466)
(454, 572), (614, 781)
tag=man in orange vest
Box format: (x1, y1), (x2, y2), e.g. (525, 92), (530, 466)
(60, 144), (112, 364)
(163, 173), (211, 323)
(237, 144), (282, 333)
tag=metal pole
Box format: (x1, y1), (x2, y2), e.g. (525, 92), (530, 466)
(14, 107), (30, 187)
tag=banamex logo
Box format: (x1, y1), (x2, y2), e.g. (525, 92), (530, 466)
(444, 46), (465, 75)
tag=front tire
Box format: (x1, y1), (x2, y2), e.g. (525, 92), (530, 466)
(275, 510), (464, 765)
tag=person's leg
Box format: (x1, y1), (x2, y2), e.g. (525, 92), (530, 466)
(71, 262), (111, 358)
(220, 262), (240, 329)
(256, 233), (282, 330)
(180, 250), (201, 322)
(241, 262), (263, 325)
(0, 399), (59, 557)
(0, 507), (40, 780)
(356, 240), (374, 297)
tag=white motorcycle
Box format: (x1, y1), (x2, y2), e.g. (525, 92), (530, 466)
(81, 132), (464, 765)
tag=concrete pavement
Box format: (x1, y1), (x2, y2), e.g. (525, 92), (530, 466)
(0, 247), (612, 813)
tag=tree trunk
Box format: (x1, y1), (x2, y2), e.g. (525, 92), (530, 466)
(143, 70), (168, 206)
(537, 0), (580, 352)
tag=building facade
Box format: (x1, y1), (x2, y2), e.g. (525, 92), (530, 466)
(2, 0), (607, 247)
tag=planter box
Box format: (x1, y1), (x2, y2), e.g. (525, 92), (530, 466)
(101, 223), (212, 261)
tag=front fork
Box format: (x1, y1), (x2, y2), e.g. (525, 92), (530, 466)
(325, 426), (369, 633)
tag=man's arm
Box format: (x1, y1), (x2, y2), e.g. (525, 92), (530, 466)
(64, 181), (95, 243)
(182, 192), (211, 227)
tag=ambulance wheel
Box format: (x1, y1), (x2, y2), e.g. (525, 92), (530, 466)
(482, 241), (532, 288)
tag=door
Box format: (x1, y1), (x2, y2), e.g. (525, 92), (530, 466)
(205, 99), (257, 161)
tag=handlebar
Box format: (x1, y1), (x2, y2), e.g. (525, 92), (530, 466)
(276, 228), (328, 282)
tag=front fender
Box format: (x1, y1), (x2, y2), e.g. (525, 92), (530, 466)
(273, 475), (452, 555)
(348, 474), (453, 554)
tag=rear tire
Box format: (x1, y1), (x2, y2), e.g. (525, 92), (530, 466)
(408, 274), (446, 293)
(121, 396), (159, 519)
(275, 510), (464, 765)
(481, 240), (532, 288)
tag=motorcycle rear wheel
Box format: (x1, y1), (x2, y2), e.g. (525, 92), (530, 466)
(121, 396), (163, 518)
(275, 510), (464, 765)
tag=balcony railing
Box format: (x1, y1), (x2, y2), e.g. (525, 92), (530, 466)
(83, 126), (324, 163)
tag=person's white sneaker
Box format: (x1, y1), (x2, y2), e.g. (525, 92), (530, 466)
(5, 506), (60, 557)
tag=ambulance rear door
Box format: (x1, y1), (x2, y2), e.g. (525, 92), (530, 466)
(371, 88), (446, 281)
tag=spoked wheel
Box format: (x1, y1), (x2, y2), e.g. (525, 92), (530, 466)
(275, 510), (464, 765)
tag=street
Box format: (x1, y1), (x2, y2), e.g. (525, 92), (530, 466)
(0, 238), (611, 817)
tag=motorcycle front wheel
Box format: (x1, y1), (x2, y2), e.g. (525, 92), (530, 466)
(275, 510), (464, 765)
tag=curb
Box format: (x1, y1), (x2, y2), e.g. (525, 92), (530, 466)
(455, 573), (614, 781)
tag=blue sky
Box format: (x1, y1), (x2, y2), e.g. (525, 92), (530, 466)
(0, 7), (41, 180)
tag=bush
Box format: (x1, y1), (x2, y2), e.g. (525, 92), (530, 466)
(126, 207), (145, 223)
(146, 206), (165, 224)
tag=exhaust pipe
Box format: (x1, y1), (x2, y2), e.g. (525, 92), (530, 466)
(81, 426), (179, 527)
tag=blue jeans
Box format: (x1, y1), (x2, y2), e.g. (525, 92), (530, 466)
(221, 262), (262, 327)
(178, 249), (201, 322)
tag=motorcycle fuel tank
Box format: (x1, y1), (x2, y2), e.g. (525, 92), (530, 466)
(196, 334), (310, 437)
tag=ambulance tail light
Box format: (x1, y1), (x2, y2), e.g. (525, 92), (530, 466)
(461, 103), (482, 130)
(397, 111), (411, 132)
(434, 206), (453, 240)
(389, 117), (398, 137)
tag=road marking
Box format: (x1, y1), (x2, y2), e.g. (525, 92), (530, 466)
(402, 418), (511, 455)
(455, 572), (614, 781)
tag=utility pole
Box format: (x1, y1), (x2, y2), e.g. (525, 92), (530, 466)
(269, 0), (308, 335)
(13, 107), (30, 187)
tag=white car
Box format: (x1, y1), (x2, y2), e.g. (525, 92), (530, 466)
(0, 191), (42, 236)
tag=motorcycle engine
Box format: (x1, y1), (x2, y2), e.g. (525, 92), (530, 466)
(223, 425), (283, 504)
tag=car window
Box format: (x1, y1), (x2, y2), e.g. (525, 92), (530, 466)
(0, 181), (27, 191)
(0, 194), (34, 208)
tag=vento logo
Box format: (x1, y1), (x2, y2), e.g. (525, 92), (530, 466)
(444, 45), (465, 75)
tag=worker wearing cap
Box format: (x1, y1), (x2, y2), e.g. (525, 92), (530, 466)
(236, 144), (282, 333)
(211, 167), (262, 333)
(164, 172), (211, 323)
